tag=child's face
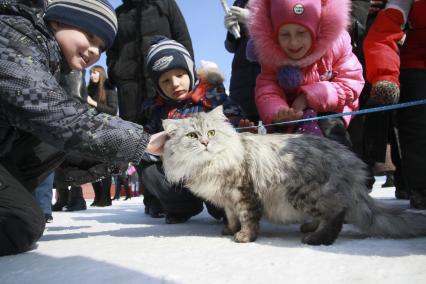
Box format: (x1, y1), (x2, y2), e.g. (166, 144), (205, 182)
(158, 68), (191, 101)
(278, 24), (312, 60)
(51, 22), (105, 71)
(90, 70), (100, 83)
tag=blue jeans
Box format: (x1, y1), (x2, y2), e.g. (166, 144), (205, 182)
(33, 173), (54, 215)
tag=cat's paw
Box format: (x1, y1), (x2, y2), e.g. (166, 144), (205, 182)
(233, 231), (257, 243)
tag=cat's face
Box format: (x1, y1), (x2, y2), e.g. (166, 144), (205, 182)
(162, 106), (240, 176)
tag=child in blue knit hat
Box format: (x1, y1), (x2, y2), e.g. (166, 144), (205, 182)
(0, 0), (166, 256)
(141, 36), (252, 224)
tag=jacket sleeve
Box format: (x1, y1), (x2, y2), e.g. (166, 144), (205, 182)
(300, 32), (364, 114)
(363, 7), (406, 85)
(95, 88), (119, 116)
(167, 0), (194, 58)
(255, 66), (289, 124)
(0, 46), (149, 165)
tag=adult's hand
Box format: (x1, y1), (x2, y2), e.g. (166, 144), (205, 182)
(224, 12), (240, 33)
(230, 6), (250, 24)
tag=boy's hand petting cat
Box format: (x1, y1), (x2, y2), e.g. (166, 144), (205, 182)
(238, 119), (257, 133)
(145, 131), (167, 156)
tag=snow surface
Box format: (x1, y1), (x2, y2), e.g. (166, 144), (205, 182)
(1, 176), (426, 284)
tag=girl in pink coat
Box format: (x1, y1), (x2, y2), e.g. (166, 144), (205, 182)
(248, 0), (364, 138)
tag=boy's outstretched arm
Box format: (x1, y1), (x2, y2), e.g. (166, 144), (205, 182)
(0, 41), (150, 165)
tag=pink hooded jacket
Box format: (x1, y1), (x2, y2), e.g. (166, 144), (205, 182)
(248, 0), (364, 125)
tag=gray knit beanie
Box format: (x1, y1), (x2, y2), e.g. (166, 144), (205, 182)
(44, 0), (117, 50)
(146, 36), (195, 99)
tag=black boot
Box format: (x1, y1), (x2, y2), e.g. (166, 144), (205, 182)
(96, 178), (112, 207)
(66, 186), (87, 211)
(91, 185), (101, 206)
(165, 213), (192, 224)
(124, 185), (131, 200)
(410, 190), (426, 210)
(113, 185), (121, 200)
(52, 186), (69, 211)
(382, 171), (395, 188)
(204, 201), (225, 221)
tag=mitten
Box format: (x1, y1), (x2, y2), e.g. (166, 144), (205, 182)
(367, 80), (400, 106)
(295, 109), (323, 136)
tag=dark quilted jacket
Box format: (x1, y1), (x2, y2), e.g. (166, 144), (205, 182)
(0, 0), (150, 188)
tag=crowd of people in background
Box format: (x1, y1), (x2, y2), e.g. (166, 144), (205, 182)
(0, 0), (425, 256)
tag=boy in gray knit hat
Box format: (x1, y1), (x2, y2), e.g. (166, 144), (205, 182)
(0, 0), (165, 256)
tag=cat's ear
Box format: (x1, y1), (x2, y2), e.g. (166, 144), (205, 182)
(209, 105), (226, 120)
(162, 119), (179, 136)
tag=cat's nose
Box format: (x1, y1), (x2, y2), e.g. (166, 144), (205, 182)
(200, 138), (209, 146)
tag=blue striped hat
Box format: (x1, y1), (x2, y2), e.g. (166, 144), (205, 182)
(44, 0), (117, 50)
(146, 36), (195, 100)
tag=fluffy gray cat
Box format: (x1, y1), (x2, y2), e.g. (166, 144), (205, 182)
(162, 106), (426, 245)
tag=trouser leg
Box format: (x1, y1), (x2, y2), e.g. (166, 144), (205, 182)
(140, 162), (203, 216)
(397, 69), (426, 208)
(0, 164), (45, 256)
(113, 176), (122, 200)
(33, 172), (54, 215)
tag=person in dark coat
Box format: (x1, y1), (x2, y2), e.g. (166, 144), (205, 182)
(0, 0), (165, 256)
(364, 0), (426, 208)
(106, 0), (193, 125)
(223, 0), (261, 122)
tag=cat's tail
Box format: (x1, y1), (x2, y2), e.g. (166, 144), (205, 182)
(346, 192), (426, 238)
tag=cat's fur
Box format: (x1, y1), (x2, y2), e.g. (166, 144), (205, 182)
(162, 106), (426, 245)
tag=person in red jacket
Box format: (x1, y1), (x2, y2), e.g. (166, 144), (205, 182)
(363, 0), (426, 209)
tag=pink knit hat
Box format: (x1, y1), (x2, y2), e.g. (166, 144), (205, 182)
(271, 0), (321, 39)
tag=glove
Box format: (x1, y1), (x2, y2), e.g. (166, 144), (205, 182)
(230, 6), (250, 24)
(224, 12), (240, 33)
(367, 80), (400, 107)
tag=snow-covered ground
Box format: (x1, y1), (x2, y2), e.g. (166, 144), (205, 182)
(1, 176), (426, 284)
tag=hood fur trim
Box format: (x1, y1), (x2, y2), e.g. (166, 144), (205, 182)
(248, 0), (351, 68)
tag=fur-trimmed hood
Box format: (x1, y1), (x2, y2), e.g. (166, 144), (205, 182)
(248, 0), (351, 68)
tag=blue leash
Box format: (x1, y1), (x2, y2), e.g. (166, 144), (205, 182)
(236, 99), (426, 131)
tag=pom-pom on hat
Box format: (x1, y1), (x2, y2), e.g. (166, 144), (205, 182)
(271, 0), (321, 40)
(146, 36), (195, 100)
(44, 0), (117, 50)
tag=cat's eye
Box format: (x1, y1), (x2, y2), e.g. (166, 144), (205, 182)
(207, 130), (215, 138)
(186, 132), (198, 139)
